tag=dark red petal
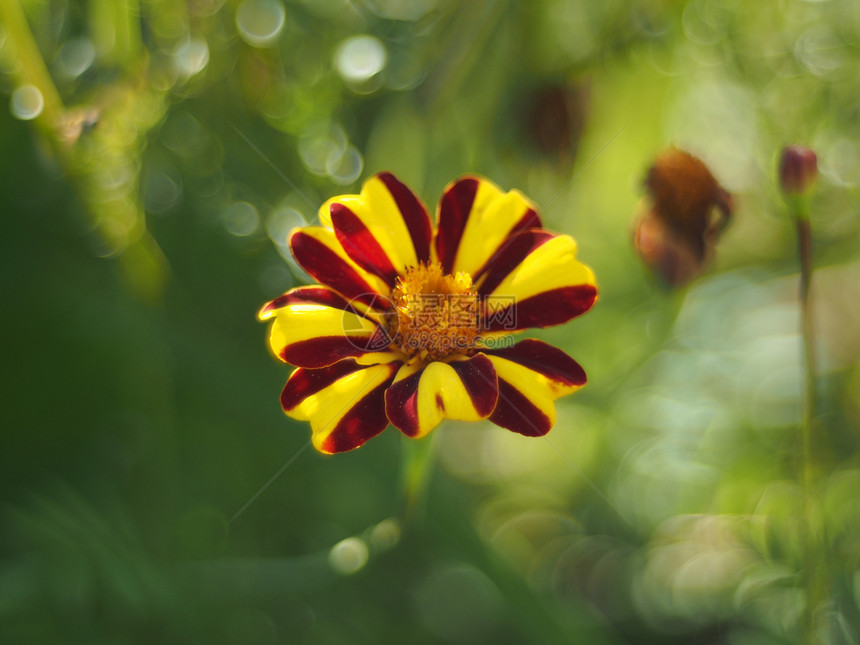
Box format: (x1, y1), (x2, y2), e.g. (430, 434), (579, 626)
(290, 231), (390, 308)
(260, 286), (351, 317)
(483, 284), (597, 331)
(450, 354), (499, 417)
(483, 339), (586, 387)
(509, 207), (541, 233)
(279, 330), (392, 369)
(490, 379), (552, 437)
(474, 229), (555, 295)
(281, 360), (365, 412)
(435, 177), (479, 274)
(384, 367), (423, 437)
(377, 172), (432, 264)
(331, 203), (400, 287)
(320, 376), (395, 453)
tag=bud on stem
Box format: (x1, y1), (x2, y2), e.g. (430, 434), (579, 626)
(780, 144), (825, 642)
(779, 146), (818, 219)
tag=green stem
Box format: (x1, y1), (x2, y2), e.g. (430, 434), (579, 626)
(0, 0), (65, 131)
(398, 432), (438, 527)
(796, 216), (824, 643)
(797, 218), (815, 488)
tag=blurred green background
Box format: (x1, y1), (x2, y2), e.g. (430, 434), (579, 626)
(2, 0), (860, 643)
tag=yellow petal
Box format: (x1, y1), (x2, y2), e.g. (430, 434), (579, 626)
(320, 173), (432, 278)
(265, 287), (391, 368)
(487, 234), (595, 300)
(453, 186), (539, 276)
(485, 340), (586, 436)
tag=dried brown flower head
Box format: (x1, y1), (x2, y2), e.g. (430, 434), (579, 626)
(634, 148), (733, 287)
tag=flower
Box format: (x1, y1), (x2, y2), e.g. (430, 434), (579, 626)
(633, 148), (732, 287)
(259, 172), (597, 453)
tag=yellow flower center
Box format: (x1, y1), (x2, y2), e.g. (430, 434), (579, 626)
(387, 262), (479, 362)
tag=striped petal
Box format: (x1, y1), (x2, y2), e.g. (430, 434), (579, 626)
(483, 339), (586, 436)
(434, 176), (541, 276)
(385, 354), (498, 438)
(323, 172), (432, 287)
(481, 233), (597, 332)
(473, 228), (555, 295)
(282, 360), (399, 453)
(289, 227), (391, 309)
(259, 285), (394, 368)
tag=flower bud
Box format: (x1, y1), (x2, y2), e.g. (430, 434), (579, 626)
(779, 145), (818, 196)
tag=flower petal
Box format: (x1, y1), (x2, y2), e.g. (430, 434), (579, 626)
(260, 285), (393, 368)
(376, 171), (433, 263)
(435, 176), (541, 276)
(481, 234), (597, 331)
(473, 229), (555, 295)
(434, 176), (483, 272)
(289, 227), (391, 309)
(483, 339), (586, 436)
(324, 173), (432, 286)
(385, 354), (498, 438)
(258, 285), (349, 320)
(282, 360), (399, 453)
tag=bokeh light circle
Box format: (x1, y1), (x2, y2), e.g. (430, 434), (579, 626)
(222, 201), (260, 237)
(175, 37), (210, 78)
(236, 0), (286, 48)
(10, 85), (44, 121)
(298, 122), (347, 176)
(57, 38), (96, 79)
(266, 205), (306, 248)
(334, 35), (387, 83)
(328, 537), (369, 575)
(328, 145), (363, 185)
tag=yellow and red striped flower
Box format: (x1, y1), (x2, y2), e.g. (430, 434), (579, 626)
(259, 173), (597, 453)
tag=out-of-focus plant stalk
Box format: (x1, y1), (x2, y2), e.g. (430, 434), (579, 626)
(1, 0), (168, 301)
(88, 0), (142, 72)
(797, 214), (825, 643)
(780, 145), (825, 643)
(797, 215), (815, 490)
(0, 0), (65, 141)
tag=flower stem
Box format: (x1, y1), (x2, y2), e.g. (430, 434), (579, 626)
(398, 432), (438, 526)
(796, 216), (825, 642)
(797, 217), (815, 481)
